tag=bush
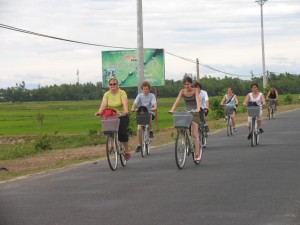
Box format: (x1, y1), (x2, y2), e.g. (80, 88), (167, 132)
(35, 134), (52, 150)
(284, 94), (293, 104)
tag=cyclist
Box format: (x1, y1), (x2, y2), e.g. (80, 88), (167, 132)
(220, 87), (239, 132)
(243, 83), (266, 140)
(131, 81), (157, 153)
(95, 77), (131, 161)
(169, 76), (201, 161)
(193, 82), (209, 133)
(266, 86), (279, 114)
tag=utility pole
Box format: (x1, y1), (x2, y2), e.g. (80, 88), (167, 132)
(196, 58), (200, 81)
(76, 68), (79, 84)
(255, 0), (268, 89)
(137, 0), (144, 93)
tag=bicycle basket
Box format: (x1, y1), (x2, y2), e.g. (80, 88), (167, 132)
(173, 110), (193, 128)
(269, 99), (275, 106)
(247, 106), (260, 117)
(224, 105), (234, 115)
(101, 116), (120, 132)
(136, 112), (151, 125)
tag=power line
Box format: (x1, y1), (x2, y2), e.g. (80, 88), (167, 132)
(0, 23), (252, 78)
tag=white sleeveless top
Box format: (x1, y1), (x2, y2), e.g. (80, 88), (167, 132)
(248, 92), (263, 106)
(225, 94), (236, 108)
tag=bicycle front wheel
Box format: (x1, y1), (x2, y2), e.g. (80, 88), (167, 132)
(119, 142), (127, 167)
(139, 128), (146, 157)
(227, 115), (232, 136)
(175, 130), (187, 169)
(106, 134), (118, 171)
(145, 127), (150, 155)
(251, 119), (256, 147)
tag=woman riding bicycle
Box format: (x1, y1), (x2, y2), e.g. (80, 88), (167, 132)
(131, 81), (157, 153)
(266, 86), (279, 114)
(243, 83), (266, 140)
(95, 77), (131, 161)
(220, 87), (239, 132)
(169, 76), (201, 161)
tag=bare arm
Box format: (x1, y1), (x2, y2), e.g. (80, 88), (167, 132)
(220, 96), (226, 105)
(243, 94), (250, 107)
(169, 90), (183, 113)
(121, 97), (129, 115)
(235, 96), (239, 105)
(95, 99), (108, 116)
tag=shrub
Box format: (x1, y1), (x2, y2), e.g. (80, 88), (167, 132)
(284, 94), (293, 104)
(35, 134), (52, 150)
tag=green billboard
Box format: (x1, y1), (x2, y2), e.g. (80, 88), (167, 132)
(102, 49), (165, 87)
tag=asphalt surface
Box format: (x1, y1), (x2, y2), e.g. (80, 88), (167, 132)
(1, 109), (300, 225)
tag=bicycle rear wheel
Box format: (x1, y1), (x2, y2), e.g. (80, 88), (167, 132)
(106, 134), (118, 171)
(139, 128), (146, 157)
(175, 130), (187, 169)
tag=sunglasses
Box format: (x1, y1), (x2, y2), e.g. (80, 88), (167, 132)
(109, 83), (117, 86)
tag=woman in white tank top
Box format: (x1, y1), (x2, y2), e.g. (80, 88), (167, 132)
(243, 83), (266, 140)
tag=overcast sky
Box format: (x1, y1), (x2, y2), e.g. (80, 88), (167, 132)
(0, 0), (299, 89)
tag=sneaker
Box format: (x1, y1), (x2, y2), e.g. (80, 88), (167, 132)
(259, 128), (264, 133)
(247, 133), (251, 140)
(195, 154), (201, 161)
(149, 130), (154, 138)
(125, 153), (131, 161)
(135, 146), (141, 152)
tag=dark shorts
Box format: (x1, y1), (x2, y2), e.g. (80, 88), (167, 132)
(118, 115), (129, 142)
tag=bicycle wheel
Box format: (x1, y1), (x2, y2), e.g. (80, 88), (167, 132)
(227, 115), (232, 136)
(106, 134), (118, 171)
(271, 107), (275, 119)
(251, 119), (256, 147)
(175, 130), (187, 169)
(119, 142), (127, 167)
(202, 129), (207, 148)
(139, 128), (146, 157)
(268, 107), (271, 120)
(145, 126), (150, 155)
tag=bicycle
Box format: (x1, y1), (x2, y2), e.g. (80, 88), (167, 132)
(199, 109), (208, 148)
(267, 99), (276, 120)
(134, 107), (154, 157)
(223, 104), (235, 136)
(247, 105), (260, 147)
(171, 110), (202, 169)
(100, 109), (126, 171)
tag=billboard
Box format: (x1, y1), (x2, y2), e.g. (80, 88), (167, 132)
(102, 49), (165, 87)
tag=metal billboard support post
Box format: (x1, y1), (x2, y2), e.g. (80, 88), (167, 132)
(137, 0), (144, 93)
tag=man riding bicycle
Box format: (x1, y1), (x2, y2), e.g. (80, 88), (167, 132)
(131, 81), (157, 153)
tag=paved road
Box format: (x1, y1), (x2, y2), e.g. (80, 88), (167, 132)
(1, 109), (300, 225)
